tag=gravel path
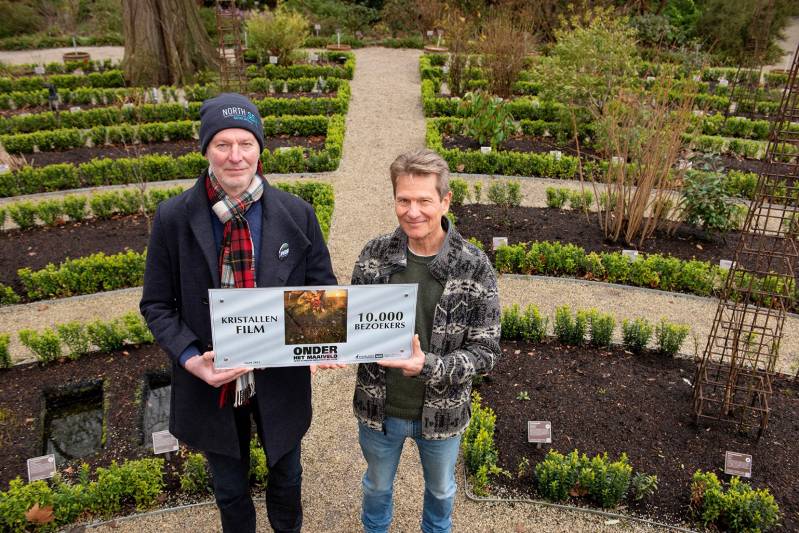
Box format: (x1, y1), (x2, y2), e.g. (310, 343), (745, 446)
(8, 44), (799, 531)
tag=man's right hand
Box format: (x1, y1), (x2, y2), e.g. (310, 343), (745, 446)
(184, 351), (251, 387)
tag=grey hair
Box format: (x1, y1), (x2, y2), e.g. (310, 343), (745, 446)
(389, 148), (450, 199)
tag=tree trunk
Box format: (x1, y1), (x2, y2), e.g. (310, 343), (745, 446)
(122, 0), (218, 87)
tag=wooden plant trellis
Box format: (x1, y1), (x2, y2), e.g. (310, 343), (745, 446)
(692, 42), (799, 438)
(215, 0), (247, 92)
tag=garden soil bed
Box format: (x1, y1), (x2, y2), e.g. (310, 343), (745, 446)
(0, 213), (150, 295)
(0, 344), (172, 490)
(452, 204), (741, 265)
(478, 341), (799, 530)
(25, 135), (325, 167)
(442, 133), (767, 175)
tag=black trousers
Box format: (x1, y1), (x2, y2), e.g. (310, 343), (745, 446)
(205, 401), (303, 533)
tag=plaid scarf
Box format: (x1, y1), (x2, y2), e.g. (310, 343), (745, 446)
(206, 168), (264, 407)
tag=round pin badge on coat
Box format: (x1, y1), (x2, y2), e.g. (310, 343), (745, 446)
(279, 243), (290, 260)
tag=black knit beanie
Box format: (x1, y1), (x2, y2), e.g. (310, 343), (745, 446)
(199, 93), (264, 155)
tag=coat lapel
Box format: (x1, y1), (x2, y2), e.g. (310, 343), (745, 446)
(257, 182), (311, 287)
(187, 174), (221, 288)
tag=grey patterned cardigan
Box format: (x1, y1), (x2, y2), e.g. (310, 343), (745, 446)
(350, 217), (501, 440)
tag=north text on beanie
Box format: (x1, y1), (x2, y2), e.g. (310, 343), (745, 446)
(199, 93), (264, 155)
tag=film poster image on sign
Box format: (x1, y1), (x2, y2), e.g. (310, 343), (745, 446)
(284, 289), (348, 345)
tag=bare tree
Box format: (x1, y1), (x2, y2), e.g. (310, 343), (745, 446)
(122, 0), (218, 87)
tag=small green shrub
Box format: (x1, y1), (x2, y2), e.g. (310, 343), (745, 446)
(655, 319), (690, 356)
(121, 312), (154, 344)
(568, 189), (594, 212)
(179, 452), (210, 495)
(0, 332), (10, 369)
(535, 449), (587, 502)
(553, 305), (588, 345)
(460, 90), (517, 148)
(35, 199), (65, 225)
(631, 472), (658, 501)
(535, 449), (633, 508)
(7, 201), (36, 229)
(63, 196), (88, 221)
(520, 304), (547, 343)
(449, 178), (469, 206)
(472, 182), (483, 203)
(500, 304), (524, 340)
(56, 322), (91, 360)
(19, 328), (61, 363)
(690, 470), (779, 532)
(545, 187), (569, 208)
(462, 392), (501, 496)
(588, 310), (615, 349)
(466, 236), (484, 251)
(682, 170), (738, 233)
(0, 284), (19, 305)
(247, 7), (309, 65)
(487, 180), (522, 208)
(249, 438), (269, 488)
(87, 319), (127, 353)
(579, 452), (632, 508)
(89, 192), (118, 218)
(622, 318), (654, 353)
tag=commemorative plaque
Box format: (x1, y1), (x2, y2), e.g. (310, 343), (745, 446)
(27, 455), (56, 482)
(211, 284), (417, 368)
(724, 451), (752, 478)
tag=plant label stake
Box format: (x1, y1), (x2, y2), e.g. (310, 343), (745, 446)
(314, 23), (320, 36)
(426, 30), (434, 38)
(719, 259), (734, 270)
(724, 451), (752, 478)
(152, 429), (179, 455)
(718, 77), (729, 87)
(492, 237), (508, 250)
(309, 52), (319, 63)
(269, 55), (278, 65)
(622, 249), (639, 262)
(480, 146), (492, 154)
(549, 150), (562, 160)
(34, 65), (45, 75)
(27, 455), (56, 482)
(528, 421), (552, 448)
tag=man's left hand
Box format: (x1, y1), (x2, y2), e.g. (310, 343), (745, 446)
(377, 334), (424, 377)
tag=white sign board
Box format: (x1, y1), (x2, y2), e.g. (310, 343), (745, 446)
(492, 237), (508, 250)
(724, 451), (752, 478)
(210, 285), (417, 368)
(527, 421), (552, 443)
(27, 455), (56, 482)
(152, 430), (179, 455)
(622, 249), (639, 262)
(480, 146), (492, 154)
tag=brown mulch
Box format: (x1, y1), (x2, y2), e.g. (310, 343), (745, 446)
(452, 204), (740, 264)
(23, 135), (326, 167)
(0, 213), (150, 295)
(479, 341), (799, 531)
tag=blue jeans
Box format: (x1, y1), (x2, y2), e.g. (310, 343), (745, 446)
(359, 417), (462, 533)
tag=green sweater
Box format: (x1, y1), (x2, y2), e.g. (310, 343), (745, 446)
(385, 249), (444, 420)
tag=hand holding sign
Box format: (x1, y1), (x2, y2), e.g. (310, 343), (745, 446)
(185, 351), (251, 387)
(377, 334), (424, 376)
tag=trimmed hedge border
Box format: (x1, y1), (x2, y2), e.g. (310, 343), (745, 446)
(245, 51), (355, 80)
(0, 70), (126, 94)
(426, 118), (579, 178)
(494, 240), (798, 312)
(0, 181), (334, 305)
(0, 80), (350, 135)
(0, 114), (342, 197)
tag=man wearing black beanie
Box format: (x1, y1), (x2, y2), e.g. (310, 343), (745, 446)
(141, 92), (336, 532)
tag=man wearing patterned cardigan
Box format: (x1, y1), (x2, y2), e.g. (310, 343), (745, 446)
(351, 148), (501, 533)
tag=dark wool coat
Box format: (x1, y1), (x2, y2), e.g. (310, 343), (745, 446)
(140, 173), (336, 465)
(351, 218), (501, 439)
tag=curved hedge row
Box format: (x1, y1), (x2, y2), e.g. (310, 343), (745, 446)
(0, 81), (350, 135)
(494, 240), (797, 311)
(0, 70), (125, 94)
(0, 182), (334, 305)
